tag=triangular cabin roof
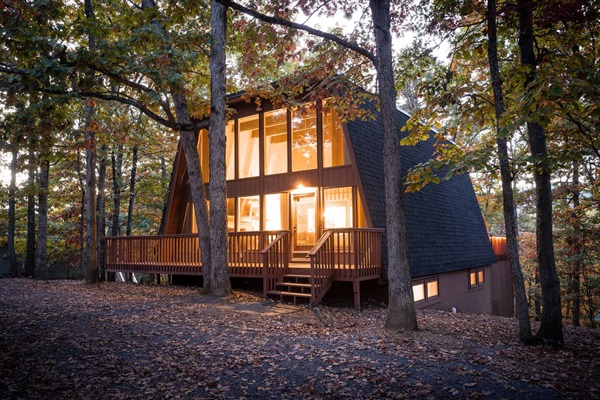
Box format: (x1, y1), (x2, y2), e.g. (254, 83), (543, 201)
(162, 94), (497, 278)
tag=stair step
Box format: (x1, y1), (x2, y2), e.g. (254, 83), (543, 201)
(267, 290), (312, 299)
(276, 282), (311, 288)
(284, 274), (310, 279)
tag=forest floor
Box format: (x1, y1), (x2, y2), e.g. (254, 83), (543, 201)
(0, 279), (598, 399)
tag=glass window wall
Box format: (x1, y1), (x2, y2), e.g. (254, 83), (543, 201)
(291, 104), (317, 171)
(264, 109), (288, 175)
(238, 116), (259, 178)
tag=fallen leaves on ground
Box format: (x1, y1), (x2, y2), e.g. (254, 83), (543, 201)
(0, 279), (598, 399)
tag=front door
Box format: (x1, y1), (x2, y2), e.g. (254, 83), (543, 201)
(292, 190), (317, 258)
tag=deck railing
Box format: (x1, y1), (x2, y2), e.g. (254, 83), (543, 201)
(306, 228), (383, 304)
(105, 234), (202, 275)
(319, 228), (384, 279)
(227, 231), (289, 277)
(105, 231), (290, 277)
(261, 231), (290, 298)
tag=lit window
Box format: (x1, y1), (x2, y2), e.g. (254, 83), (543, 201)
(197, 129), (209, 183)
(264, 193), (289, 230)
(238, 196), (260, 231)
(264, 109), (288, 175)
(427, 280), (439, 298)
(323, 187), (353, 229)
(238, 116), (259, 178)
(227, 198), (235, 232)
(412, 278), (439, 302)
(413, 283), (425, 302)
(322, 100), (350, 168)
(291, 104), (317, 171)
(469, 268), (485, 288)
(226, 121), (235, 180)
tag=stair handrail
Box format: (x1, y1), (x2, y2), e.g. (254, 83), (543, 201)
(306, 231), (335, 306)
(261, 231), (290, 299)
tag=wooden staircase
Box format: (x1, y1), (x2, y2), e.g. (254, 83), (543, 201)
(266, 273), (332, 306)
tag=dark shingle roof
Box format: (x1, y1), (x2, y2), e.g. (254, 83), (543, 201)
(346, 103), (497, 277)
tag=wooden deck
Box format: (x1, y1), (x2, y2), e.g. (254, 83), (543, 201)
(105, 228), (384, 310)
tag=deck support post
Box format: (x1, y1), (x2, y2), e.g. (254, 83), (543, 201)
(353, 280), (361, 311)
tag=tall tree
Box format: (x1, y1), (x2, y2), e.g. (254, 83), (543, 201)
(207, 0), (231, 295)
(125, 144), (137, 236)
(486, 0), (533, 343)
(371, 0), (418, 331)
(83, 0), (99, 283)
(35, 145), (49, 280)
(517, 0), (563, 345)
(25, 139), (36, 277)
(7, 137), (18, 277)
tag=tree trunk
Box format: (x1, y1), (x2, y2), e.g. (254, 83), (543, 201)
(174, 97), (213, 288)
(570, 161), (581, 327)
(35, 154), (49, 280)
(487, 0), (533, 343)
(517, 0), (563, 345)
(112, 144), (123, 236)
(158, 152), (167, 234)
(126, 144), (137, 236)
(25, 141), (36, 278)
(8, 142), (19, 277)
(97, 144), (107, 280)
(84, 99), (99, 283)
(208, 0), (231, 296)
(370, 0), (418, 332)
(84, 0), (99, 284)
(77, 149), (86, 278)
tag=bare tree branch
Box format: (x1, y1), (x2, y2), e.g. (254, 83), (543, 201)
(216, 0), (377, 65)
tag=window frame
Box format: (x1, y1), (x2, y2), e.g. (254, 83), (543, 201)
(469, 268), (486, 289)
(411, 277), (440, 303)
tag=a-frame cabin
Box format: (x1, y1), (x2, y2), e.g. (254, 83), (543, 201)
(106, 93), (512, 315)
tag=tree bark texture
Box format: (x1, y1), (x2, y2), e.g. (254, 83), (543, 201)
(370, 0), (418, 332)
(8, 143), (19, 277)
(35, 155), (49, 280)
(126, 144), (138, 236)
(487, 0), (533, 343)
(112, 144), (123, 236)
(25, 141), (36, 277)
(207, 0), (231, 296)
(518, 0), (563, 344)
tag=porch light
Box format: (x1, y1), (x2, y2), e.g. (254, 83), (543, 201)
(292, 184), (316, 195)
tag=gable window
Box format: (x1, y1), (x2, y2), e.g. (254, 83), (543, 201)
(226, 121), (235, 180)
(469, 268), (485, 288)
(238, 116), (259, 178)
(264, 109), (288, 175)
(291, 104), (317, 172)
(412, 278), (439, 302)
(322, 101), (350, 168)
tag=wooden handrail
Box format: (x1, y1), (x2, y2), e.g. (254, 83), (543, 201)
(307, 230), (332, 257)
(262, 231), (290, 298)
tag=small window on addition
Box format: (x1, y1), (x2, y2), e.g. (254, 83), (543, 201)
(469, 268), (485, 288)
(412, 278), (439, 302)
